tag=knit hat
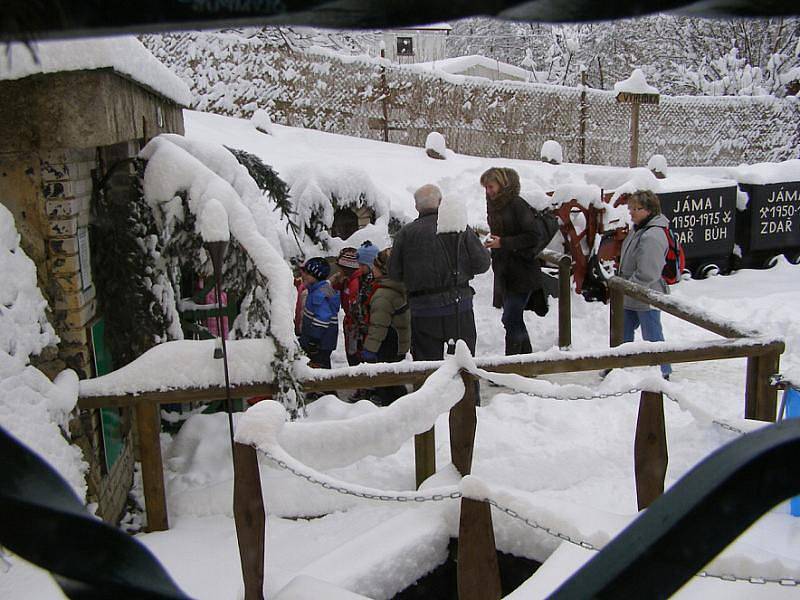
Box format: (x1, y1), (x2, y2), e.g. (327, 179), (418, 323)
(302, 257), (330, 281)
(336, 247), (359, 269)
(373, 248), (391, 274)
(357, 241), (379, 266)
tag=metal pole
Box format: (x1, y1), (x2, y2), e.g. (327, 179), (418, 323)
(206, 241), (235, 456)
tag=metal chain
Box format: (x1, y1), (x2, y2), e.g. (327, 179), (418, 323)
(263, 450), (462, 503)
(505, 382), (752, 438)
(485, 498), (598, 550)
(487, 498), (800, 586)
(264, 449), (800, 587)
(711, 419), (747, 436)
(491, 384), (643, 403)
(698, 571), (799, 587)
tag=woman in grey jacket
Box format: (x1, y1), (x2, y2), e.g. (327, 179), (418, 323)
(618, 190), (672, 379)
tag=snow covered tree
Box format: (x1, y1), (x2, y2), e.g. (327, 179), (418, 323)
(92, 159), (177, 368)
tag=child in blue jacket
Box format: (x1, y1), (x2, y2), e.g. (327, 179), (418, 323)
(299, 257), (341, 368)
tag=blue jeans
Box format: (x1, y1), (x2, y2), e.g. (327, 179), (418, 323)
(502, 291), (532, 354)
(623, 309), (672, 377)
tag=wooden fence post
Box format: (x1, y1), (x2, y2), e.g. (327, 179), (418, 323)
(449, 373), (478, 474)
(558, 255), (572, 349)
(452, 372), (501, 600)
(629, 101), (640, 168)
(414, 379), (436, 488)
(579, 68), (587, 164)
(745, 351), (780, 422)
(135, 402), (168, 532)
(233, 442), (266, 600)
(609, 285), (625, 348)
(414, 428), (436, 489)
(634, 391), (668, 510)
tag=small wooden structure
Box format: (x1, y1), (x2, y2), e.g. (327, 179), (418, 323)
(615, 79), (660, 168)
(0, 40), (188, 525)
(381, 23), (451, 64)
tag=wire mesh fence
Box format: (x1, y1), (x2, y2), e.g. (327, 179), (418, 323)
(145, 33), (800, 167)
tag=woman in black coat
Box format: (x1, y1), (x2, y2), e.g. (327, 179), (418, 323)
(481, 167), (553, 355)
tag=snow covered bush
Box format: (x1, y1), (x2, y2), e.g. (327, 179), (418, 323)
(0, 204), (87, 499)
(284, 162), (391, 250)
(140, 134), (303, 410)
(0, 204), (57, 367)
(647, 154), (668, 179)
(252, 108), (275, 135)
(541, 140), (563, 164)
(425, 131), (447, 160)
(92, 159), (180, 368)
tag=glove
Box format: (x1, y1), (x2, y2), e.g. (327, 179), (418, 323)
(304, 340), (320, 355)
(361, 350), (378, 363)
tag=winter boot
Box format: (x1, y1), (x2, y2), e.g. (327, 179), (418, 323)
(504, 335), (522, 356)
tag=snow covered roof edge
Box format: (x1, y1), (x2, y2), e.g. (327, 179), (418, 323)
(0, 36), (192, 106)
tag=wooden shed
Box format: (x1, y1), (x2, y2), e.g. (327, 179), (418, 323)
(0, 37), (190, 524)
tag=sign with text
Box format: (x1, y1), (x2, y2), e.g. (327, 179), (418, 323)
(658, 187), (737, 259)
(738, 182), (800, 252)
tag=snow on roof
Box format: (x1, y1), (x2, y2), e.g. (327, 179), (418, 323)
(724, 159), (800, 185)
(411, 54), (538, 82)
(0, 36), (192, 106)
(614, 68), (659, 96)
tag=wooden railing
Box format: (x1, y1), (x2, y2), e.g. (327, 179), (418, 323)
(540, 249), (572, 349)
(607, 276), (780, 421)
(76, 275), (784, 599)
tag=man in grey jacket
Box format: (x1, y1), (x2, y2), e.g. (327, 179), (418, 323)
(618, 190), (672, 379)
(389, 184), (491, 360)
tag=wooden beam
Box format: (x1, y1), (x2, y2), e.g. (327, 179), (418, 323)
(609, 284), (625, 348)
(558, 256), (572, 349)
(479, 339), (784, 378)
(79, 339), (785, 410)
(541, 250), (573, 349)
(745, 351), (780, 422)
(634, 391), (668, 510)
(414, 427), (436, 489)
(607, 277), (752, 339)
(457, 498), (502, 600)
(136, 402), (168, 531)
(450, 373), (478, 476)
(630, 101), (639, 168)
(233, 442), (265, 600)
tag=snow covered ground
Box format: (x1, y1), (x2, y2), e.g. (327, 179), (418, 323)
(3, 110), (800, 599)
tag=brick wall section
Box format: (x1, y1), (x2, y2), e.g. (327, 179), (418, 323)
(40, 146), (99, 379)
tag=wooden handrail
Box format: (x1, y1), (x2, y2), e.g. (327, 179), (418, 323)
(607, 276), (755, 339)
(78, 338), (784, 410)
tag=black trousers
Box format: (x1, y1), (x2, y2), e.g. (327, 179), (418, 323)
(410, 310), (478, 361)
(409, 309), (481, 406)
